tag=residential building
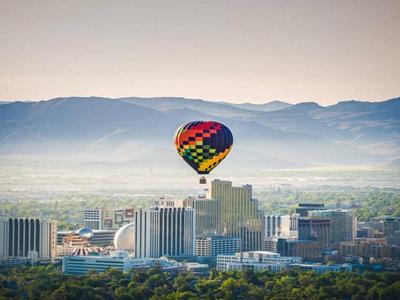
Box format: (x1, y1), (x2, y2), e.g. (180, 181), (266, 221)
(134, 206), (195, 258)
(209, 180), (264, 251)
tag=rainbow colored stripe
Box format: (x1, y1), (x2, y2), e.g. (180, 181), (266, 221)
(174, 121), (233, 174)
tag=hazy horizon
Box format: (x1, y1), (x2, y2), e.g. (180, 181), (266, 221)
(1, 94), (399, 106)
(1, 0), (399, 104)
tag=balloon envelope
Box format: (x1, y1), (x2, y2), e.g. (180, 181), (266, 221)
(174, 121), (233, 174)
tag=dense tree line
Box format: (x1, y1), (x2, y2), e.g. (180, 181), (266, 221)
(1, 265), (400, 299)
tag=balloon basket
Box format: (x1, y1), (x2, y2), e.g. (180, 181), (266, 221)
(199, 176), (207, 184)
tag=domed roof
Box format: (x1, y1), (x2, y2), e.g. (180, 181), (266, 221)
(77, 227), (94, 239)
(114, 222), (135, 250)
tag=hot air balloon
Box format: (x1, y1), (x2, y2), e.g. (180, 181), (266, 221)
(174, 121), (233, 184)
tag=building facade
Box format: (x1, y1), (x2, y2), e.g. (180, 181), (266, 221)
(295, 203), (325, 217)
(134, 207), (195, 258)
(83, 208), (134, 230)
(217, 251), (302, 272)
(298, 217), (330, 248)
(339, 238), (395, 259)
(209, 180), (264, 251)
(0, 218), (57, 259)
(310, 210), (356, 244)
(371, 216), (400, 236)
(185, 197), (221, 237)
(195, 236), (241, 257)
(265, 215), (298, 238)
(277, 238), (323, 261)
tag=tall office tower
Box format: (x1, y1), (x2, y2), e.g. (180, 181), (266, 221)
(296, 203), (325, 217)
(134, 207), (195, 258)
(185, 197), (221, 237)
(298, 217), (331, 248)
(265, 215), (298, 238)
(309, 210), (356, 243)
(0, 218), (57, 259)
(209, 180), (264, 251)
(83, 208), (134, 230)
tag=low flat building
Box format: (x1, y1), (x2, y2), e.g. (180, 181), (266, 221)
(62, 250), (208, 275)
(217, 251), (302, 272)
(339, 238), (395, 259)
(288, 263), (352, 274)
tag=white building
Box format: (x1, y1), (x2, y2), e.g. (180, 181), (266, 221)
(62, 251), (207, 275)
(114, 223), (135, 251)
(135, 206), (195, 258)
(195, 236), (241, 257)
(217, 251), (302, 272)
(83, 208), (135, 230)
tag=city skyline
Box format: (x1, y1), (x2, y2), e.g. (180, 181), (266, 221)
(1, 0), (399, 104)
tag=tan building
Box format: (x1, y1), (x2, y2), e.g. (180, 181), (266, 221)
(0, 218), (57, 259)
(339, 238), (394, 258)
(209, 180), (264, 251)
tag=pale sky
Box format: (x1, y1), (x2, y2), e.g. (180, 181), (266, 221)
(0, 0), (399, 104)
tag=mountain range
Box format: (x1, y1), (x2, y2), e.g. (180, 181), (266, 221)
(0, 96), (399, 170)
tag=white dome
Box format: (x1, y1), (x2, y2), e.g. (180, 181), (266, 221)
(113, 222), (135, 250)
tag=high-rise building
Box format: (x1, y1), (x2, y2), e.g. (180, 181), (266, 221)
(265, 215), (298, 238)
(298, 217), (330, 248)
(185, 197), (221, 237)
(83, 208), (134, 230)
(296, 203), (325, 217)
(0, 218), (57, 259)
(209, 180), (264, 251)
(195, 236), (241, 257)
(83, 209), (102, 230)
(277, 238), (323, 261)
(309, 210), (356, 244)
(134, 207), (195, 258)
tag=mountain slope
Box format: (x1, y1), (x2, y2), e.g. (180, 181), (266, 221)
(0, 96), (397, 169)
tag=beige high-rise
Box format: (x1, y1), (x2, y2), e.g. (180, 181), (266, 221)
(0, 218), (57, 259)
(209, 180), (264, 251)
